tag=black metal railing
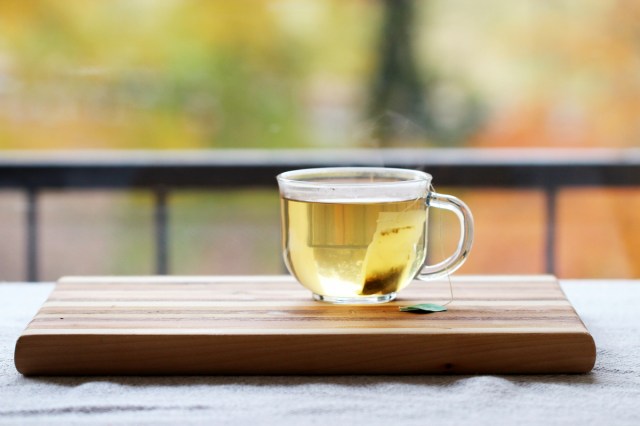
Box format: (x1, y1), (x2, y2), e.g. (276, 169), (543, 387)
(2, 148), (640, 281)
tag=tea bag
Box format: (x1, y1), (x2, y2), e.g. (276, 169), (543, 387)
(359, 209), (425, 295)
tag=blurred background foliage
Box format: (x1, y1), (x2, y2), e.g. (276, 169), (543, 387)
(1, 0), (373, 149)
(2, 0), (639, 150)
(1, 0), (640, 279)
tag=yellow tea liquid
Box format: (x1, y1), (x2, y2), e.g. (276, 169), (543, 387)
(281, 197), (427, 298)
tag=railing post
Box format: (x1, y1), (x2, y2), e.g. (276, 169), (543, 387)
(544, 186), (558, 275)
(26, 188), (39, 282)
(154, 187), (169, 275)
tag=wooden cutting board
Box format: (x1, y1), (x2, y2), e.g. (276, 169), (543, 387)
(14, 275), (596, 376)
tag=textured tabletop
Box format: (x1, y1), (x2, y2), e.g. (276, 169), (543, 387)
(1, 279), (639, 425)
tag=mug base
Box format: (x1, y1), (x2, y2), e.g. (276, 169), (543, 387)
(312, 292), (397, 304)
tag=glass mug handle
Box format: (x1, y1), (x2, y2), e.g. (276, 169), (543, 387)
(417, 192), (474, 280)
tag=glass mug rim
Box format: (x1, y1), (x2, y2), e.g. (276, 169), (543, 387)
(277, 167), (432, 187)
(277, 167), (433, 203)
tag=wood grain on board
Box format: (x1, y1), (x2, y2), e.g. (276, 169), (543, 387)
(14, 275), (596, 375)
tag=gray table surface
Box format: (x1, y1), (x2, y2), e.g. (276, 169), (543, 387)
(0, 280), (638, 425)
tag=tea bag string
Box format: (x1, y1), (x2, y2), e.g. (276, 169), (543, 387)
(430, 183), (454, 306)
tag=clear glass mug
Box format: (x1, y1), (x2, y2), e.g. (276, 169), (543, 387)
(277, 167), (473, 304)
